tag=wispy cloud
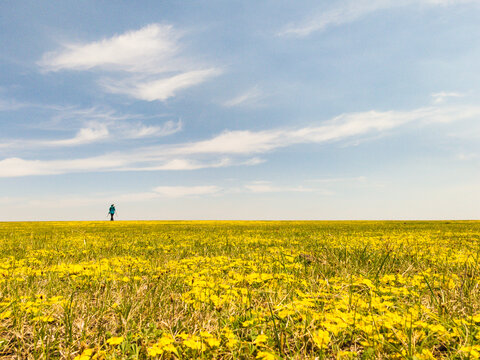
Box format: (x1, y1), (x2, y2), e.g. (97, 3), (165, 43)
(1, 119), (182, 149)
(0, 97), (27, 112)
(244, 181), (317, 194)
(279, 0), (478, 37)
(457, 152), (479, 161)
(306, 175), (385, 191)
(48, 106), (134, 125)
(163, 105), (480, 155)
(0, 180), (325, 210)
(124, 120), (182, 139)
(112, 185), (223, 200)
(308, 176), (367, 183)
(0, 155), (235, 177)
(1, 104), (479, 177)
(38, 24), (220, 101)
(222, 86), (264, 107)
(153, 185), (221, 197)
(431, 91), (464, 104)
(0, 104), (182, 149)
(44, 123), (110, 146)
(39, 24), (180, 73)
(0, 181), (319, 211)
(102, 69), (220, 101)
(279, 0), (394, 37)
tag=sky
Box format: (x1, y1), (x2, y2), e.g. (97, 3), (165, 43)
(1, 0), (480, 220)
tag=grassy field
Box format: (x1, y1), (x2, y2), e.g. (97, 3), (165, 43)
(1, 221), (480, 359)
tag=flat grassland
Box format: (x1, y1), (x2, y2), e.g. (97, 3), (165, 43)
(1, 221), (480, 359)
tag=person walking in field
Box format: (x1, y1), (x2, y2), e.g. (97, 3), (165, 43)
(108, 204), (116, 221)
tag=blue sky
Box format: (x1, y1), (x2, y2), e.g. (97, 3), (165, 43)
(1, 0), (480, 220)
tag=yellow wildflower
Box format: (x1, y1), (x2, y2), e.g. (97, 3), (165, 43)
(256, 351), (276, 360)
(312, 330), (330, 349)
(253, 334), (268, 346)
(73, 349), (95, 360)
(106, 336), (124, 346)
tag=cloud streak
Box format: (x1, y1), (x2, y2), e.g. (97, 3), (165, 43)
(162, 105), (480, 156)
(0, 119), (182, 149)
(0, 97), (27, 112)
(1, 104), (479, 177)
(244, 181), (317, 194)
(431, 91), (464, 104)
(102, 69), (220, 101)
(279, 0), (478, 37)
(0, 104), (183, 150)
(222, 86), (264, 107)
(153, 185), (221, 197)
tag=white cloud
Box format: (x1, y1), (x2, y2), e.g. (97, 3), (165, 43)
(244, 181), (315, 193)
(431, 91), (464, 104)
(2, 104), (480, 177)
(49, 106), (134, 124)
(280, 0), (394, 37)
(120, 157), (232, 172)
(102, 69), (220, 101)
(308, 176), (367, 183)
(0, 120), (182, 149)
(425, 0), (476, 5)
(457, 153), (479, 161)
(39, 24), (220, 101)
(39, 24), (179, 73)
(60, 109), (184, 140)
(0, 155), (234, 178)
(0, 97), (27, 111)
(306, 176), (385, 191)
(0, 104), (183, 149)
(44, 123), (110, 146)
(241, 157), (266, 166)
(123, 120), (183, 139)
(0, 185), (221, 210)
(153, 185), (221, 197)
(0, 155), (127, 177)
(163, 105), (480, 156)
(223, 86), (263, 107)
(279, 0), (478, 37)
(0, 196), (18, 205)
(0, 180), (323, 212)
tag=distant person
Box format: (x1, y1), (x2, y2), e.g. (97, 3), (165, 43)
(108, 204), (116, 221)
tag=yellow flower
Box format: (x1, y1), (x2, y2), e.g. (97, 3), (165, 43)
(32, 315), (55, 322)
(242, 319), (255, 327)
(147, 334), (179, 356)
(278, 308), (295, 319)
(106, 336), (124, 346)
(73, 349), (95, 360)
(253, 334), (268, 346)
(312, 330), (330, 349)
(0, 310), (12, 319)
(204, 337), (221, 347)
(183, 338), (205, 351)
(337, 350), (356, 359)
(256, 351), (276, 360)
(414, 349), (435, 360)
(459, 345), (480, 359)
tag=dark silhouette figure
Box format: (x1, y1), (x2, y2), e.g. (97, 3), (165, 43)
(109, 204), (116, 221)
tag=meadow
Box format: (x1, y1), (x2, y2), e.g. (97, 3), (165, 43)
(0, 221), (480, 359)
